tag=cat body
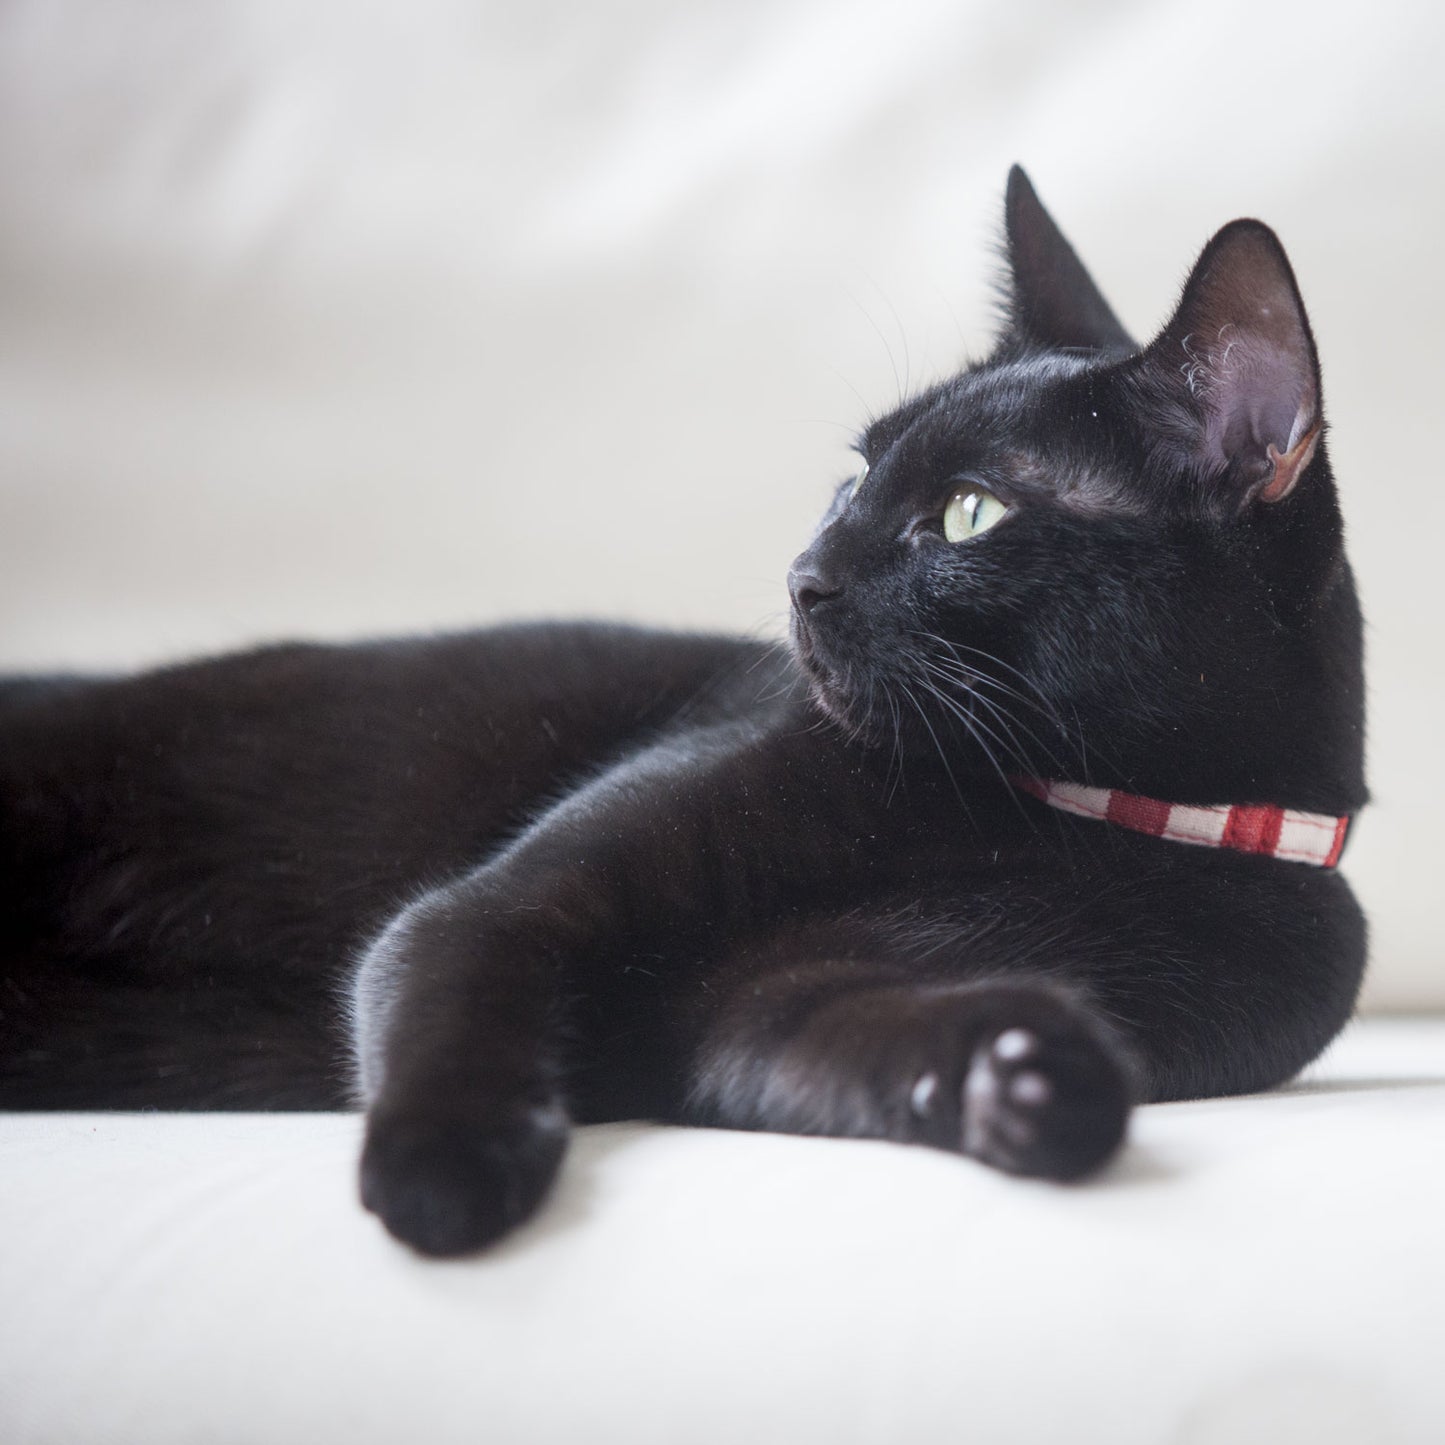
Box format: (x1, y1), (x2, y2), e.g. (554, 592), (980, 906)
(0, 171), (1367, 1255)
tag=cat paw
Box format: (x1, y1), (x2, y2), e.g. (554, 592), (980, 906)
(359, 1100), (569, 1257)
(953, 1024), (1129, 1180)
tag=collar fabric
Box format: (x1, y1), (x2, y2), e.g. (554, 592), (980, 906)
(1016, 777), (1350, 868)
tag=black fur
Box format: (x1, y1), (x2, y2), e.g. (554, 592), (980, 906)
(0, 169), (1367, 1256)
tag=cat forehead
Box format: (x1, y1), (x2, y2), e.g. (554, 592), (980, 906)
(857, 355), (1142, 513)
(860, 355), (1095, 457)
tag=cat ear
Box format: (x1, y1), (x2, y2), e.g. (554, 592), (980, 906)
(1141, 220), (1322, 505)
(999, 166), (1136, 356)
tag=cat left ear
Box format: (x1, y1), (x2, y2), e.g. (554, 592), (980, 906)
(999, 166), (1136, 356)
(1141, 220), (1322, 506)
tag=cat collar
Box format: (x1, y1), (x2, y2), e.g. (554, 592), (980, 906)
(1015, 777), (1350, 868)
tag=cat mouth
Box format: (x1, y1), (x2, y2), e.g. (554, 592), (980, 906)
(790, 612), (871, 733)
(805, 670), (854, 725)
(789, 607), (832, 689)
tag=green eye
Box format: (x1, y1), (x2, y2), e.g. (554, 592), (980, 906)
(942, 484), (1009, 543)
(849, 462), (870, 501)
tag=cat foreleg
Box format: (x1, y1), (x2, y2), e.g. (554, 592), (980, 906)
(687, 969), (1134, 1182)
(348, 719), (799, 1256)
(350, 887), (573, 1257)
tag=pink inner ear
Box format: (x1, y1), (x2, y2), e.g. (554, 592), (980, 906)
(1258, 422), (1321, 504)
(1189, 317), (1317, 474)
(1148, 221), (1322, 491)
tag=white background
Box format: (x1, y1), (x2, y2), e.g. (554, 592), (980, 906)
(1, 0), (1439, 1005)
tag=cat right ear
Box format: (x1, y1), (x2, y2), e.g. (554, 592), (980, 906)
(998, 166), (1136, 357)
(1138, 220), (1323, 506)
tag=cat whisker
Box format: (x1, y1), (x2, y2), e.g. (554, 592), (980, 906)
(920, 662), (1077, 781)
(743, 639), (788, 676)
(910, 632), (1121, 778)
(884, 686), (905, 805)
(923, 661), (1046, 724)
(913, 635), (1063, 713)
(910, 643), (1064, 735)
(935, 699), (1034, 784)
(917, 656), (1044, 738)
(911, 633), (1062, 722)
(753, 661), (804, 707)
(846, 288), (906, 409)
(898, 680), (972, 824)
(912, 675), (1029, 792)
(871, 677), (908, 805)
(910, 644), (1073, 775)
(906, 672), (1055, 835)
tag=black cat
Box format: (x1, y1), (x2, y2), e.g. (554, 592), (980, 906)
(0, 169), (1367, 1257)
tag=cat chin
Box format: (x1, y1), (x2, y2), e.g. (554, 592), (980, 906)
(800, 666), (882, 743)
(790, 624), (879, 740)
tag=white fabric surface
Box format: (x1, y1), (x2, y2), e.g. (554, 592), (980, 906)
(2, 1017), (1443, 1445)
(0, 1), (1440, 1005)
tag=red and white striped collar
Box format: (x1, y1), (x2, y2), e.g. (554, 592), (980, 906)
(1015, 777), (1351, 869)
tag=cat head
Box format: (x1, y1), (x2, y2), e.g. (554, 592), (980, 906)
(789, 167), (1365, 812)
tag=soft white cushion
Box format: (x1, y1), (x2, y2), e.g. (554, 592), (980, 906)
(3, 1017), (1443, 1444)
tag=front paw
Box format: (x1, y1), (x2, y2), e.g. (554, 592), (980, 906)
(360, 1099), (569, 1257)
(947, 1023), (1128, 1180)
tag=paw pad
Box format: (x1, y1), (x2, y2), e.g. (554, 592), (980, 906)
(959, 1022), (1127, 1180)
(992, 1027), (1040, 1063)
(909, 1071), (941, 1118)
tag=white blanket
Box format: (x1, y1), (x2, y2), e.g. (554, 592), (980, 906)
(2, 1018), (1443, 1444)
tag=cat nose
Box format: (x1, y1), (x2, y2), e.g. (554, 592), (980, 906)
(788, 566), (842, 614)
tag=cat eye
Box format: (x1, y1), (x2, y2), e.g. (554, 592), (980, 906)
(848, 462), (870, 501)
(942, 484), (1009, 543)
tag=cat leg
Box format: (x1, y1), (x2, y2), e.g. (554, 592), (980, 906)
(683, 856), (1366, 1173)
(687, 965), (1134, 1182)
(351, 890), (572, 1257)
(349, 718), (846, 1255)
